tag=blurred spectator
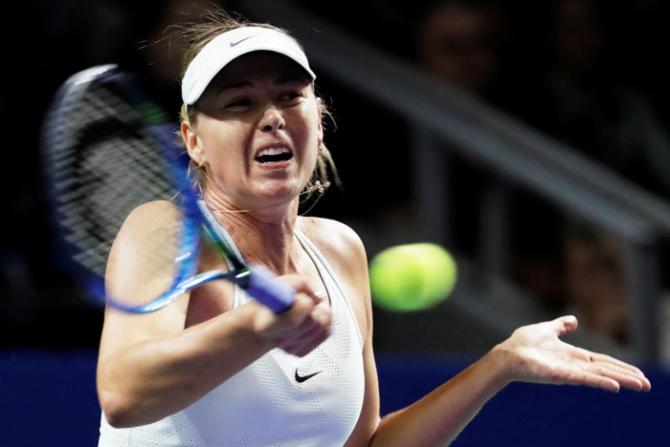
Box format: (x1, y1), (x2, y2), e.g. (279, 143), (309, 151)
(534, 0), (670, 198)
(524, 0), (670, 344)
(414, 0), (513, 259)
(412, 0), (566, 306)
(412, 0), (670, 347)
(416, 0), (507, 104)
(562, 223), (629, 344)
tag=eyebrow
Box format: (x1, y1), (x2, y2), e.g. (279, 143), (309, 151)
(218, 74), (310, 93)
(218, 80), (252, 93)
(276, 74), (310, 84)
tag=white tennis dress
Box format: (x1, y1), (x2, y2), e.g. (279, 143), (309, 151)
(98, 230), (365, 446)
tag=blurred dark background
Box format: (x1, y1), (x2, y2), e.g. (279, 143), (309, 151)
(4, 0), (670, 350)
(3, 1), (670, 446)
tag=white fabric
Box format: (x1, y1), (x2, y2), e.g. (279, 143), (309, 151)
(181, 26), (316, 105)
(98, 230), (365, 446)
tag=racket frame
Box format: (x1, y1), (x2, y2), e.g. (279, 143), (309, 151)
(43, 64), (294, 314)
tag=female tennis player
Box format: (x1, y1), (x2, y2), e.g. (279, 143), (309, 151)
(96, 10), (651, 447)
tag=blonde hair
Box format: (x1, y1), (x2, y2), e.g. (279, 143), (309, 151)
(175, 8), (339, 204)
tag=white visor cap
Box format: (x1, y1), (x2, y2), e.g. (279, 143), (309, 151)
(181, 26), (316, 106)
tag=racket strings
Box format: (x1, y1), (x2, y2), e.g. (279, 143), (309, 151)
(48, 78), (190, 297)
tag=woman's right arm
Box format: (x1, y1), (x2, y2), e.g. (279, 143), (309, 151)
(97, 202), (331, 428)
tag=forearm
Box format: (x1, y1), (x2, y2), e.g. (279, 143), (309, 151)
(98, 304), (269, 427)
(370, 351), (509, 447)
(364, 315), (651, 447)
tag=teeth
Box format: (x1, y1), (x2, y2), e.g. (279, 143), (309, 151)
(256, 147), (291, 157)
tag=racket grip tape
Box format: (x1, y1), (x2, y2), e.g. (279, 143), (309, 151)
(246, 265), (295, 313)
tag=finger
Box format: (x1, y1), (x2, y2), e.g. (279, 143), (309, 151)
(279, 315), (331, 355)
(297, 304), (332, 355)
(558, 366), (621, 393)
(551, 315), (578, 337)
(568, 346), (651, 391)
(588, 359), (645, 381)
(590, 352), (646, 376)
(574, 348), (648, 377)
(594, 363), (651, 392)
(583, 363), (646, 392)
(285, 304), (332, 340)
(278, 317), (320, 343)
(280, 275), (326, 304)
(313, 299), (332, 324)
(285, 324), (331, 357)
(282, 293), (316, 327)
(635, 373), (652, 392)
(294, 299), (332, 334)
(313, 289), (328, 303)
(274, 299), (332, 344)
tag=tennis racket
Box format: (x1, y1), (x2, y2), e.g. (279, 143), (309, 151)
(41, 64), (295, 313)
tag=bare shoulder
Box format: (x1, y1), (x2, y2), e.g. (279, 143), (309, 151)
(112, 200), (180, 245)
(122, 200), (180, 227)
(297, 216), (368, 269)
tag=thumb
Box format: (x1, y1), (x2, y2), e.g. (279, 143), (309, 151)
(552, 315), (578, 336)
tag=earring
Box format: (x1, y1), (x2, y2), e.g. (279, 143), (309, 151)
(313, 180), (331, 194)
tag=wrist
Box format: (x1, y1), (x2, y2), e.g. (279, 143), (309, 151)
(481, 344), (516, 391)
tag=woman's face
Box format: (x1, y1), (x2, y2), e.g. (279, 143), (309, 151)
(184, 51), (322, 211)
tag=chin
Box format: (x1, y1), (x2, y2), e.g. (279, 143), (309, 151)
(251, 180), (303, 206)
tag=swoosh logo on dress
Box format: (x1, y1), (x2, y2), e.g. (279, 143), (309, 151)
(294, 369), (322, 383)
(229, 35), (254, 47)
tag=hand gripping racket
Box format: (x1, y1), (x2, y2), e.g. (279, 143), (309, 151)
(42, 64), (295, 313)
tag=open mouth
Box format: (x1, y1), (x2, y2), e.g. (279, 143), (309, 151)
(254, 146), (294, 164)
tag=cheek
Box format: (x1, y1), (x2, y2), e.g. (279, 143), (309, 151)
(296, 106), (322, 154)
(298, 121), (321, 174)
(199, 121), (248, 164)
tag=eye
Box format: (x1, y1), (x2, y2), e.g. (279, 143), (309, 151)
(278, 90), (303, 103)
(224, 97), (252, 110)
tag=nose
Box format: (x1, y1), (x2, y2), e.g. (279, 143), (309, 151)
(259, 105), (285, 133)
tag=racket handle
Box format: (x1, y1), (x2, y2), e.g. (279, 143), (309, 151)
(246, 265), (295, 313)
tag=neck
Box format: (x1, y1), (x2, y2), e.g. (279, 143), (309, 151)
(202, 188), (302, 275)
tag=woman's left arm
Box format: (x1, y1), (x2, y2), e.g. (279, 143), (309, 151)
(322, 221), (651, 447)
(367, 315), (651, 447)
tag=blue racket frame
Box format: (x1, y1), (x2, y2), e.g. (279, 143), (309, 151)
(44, 65), (295, 314)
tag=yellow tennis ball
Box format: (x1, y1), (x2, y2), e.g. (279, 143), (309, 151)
(369, 243), (457, 312)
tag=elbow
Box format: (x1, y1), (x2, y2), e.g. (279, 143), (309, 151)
(99, 389), (140, 428)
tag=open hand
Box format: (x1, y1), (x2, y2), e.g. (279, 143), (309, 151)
(493, 315), (651, 393)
